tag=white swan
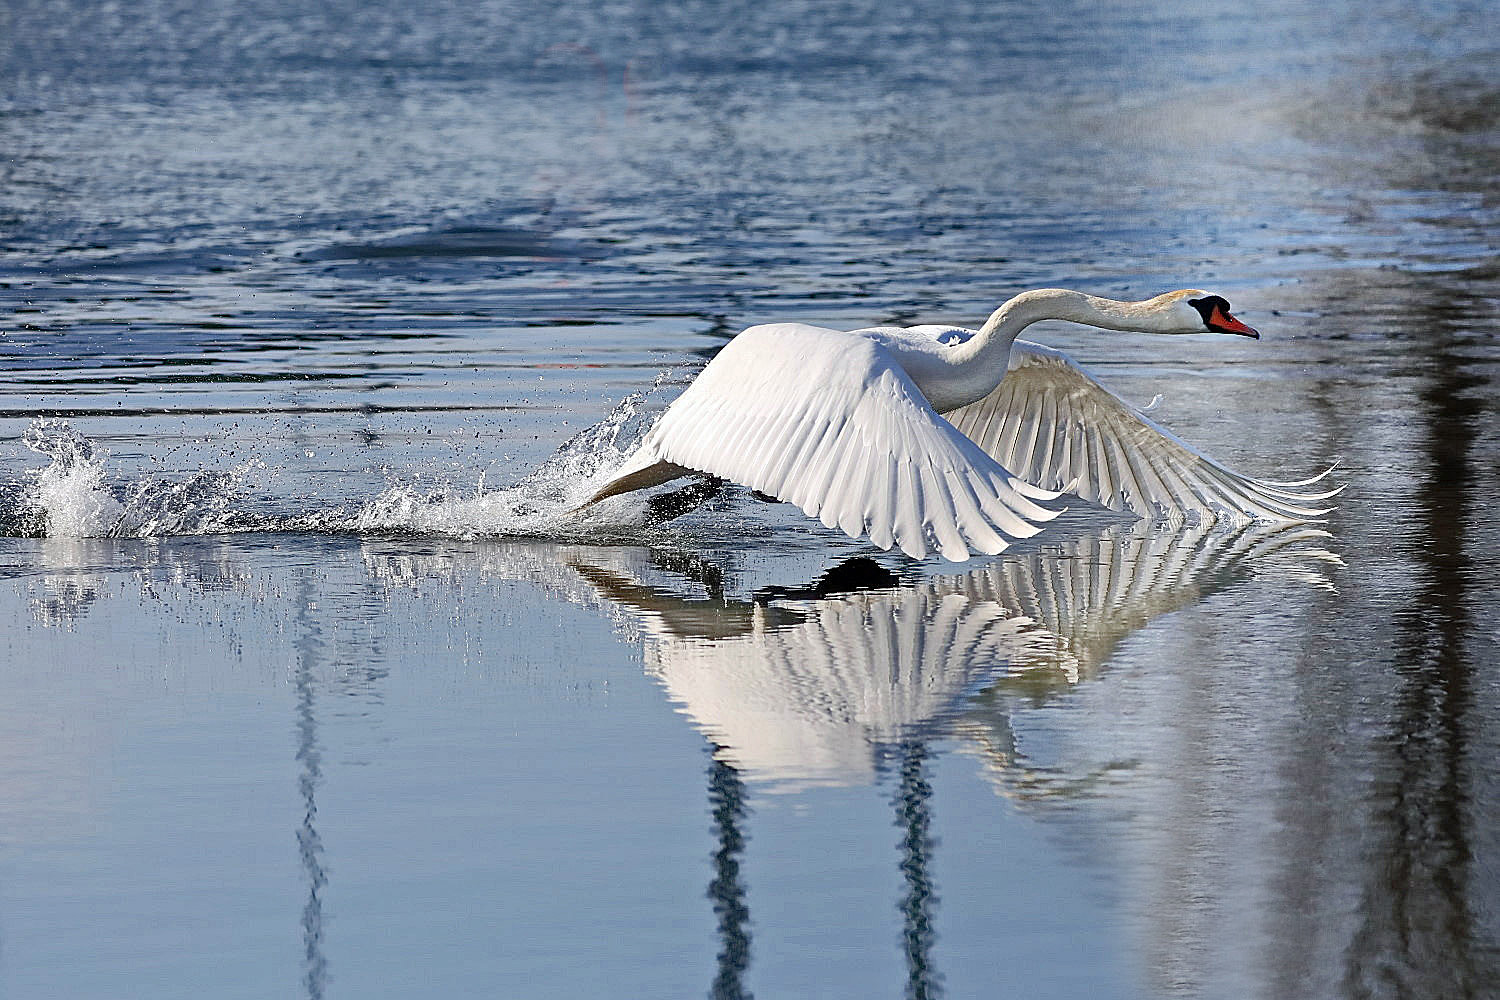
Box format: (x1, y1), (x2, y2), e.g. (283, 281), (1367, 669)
(584, 288), (1340, 561)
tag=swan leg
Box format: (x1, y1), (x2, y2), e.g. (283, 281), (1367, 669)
(580, 459), (694, 508)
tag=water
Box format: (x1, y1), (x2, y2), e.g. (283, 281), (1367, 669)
(3, 1), (1499, 997)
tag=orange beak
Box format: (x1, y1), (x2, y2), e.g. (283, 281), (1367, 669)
(1209, 305), (1259, 339)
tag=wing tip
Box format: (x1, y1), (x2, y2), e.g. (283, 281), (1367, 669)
(1008, 476), (1067, 502)
(1258, 460), (1342, 489)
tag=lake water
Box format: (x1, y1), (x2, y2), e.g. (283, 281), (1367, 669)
(3, 1), (1499, 997)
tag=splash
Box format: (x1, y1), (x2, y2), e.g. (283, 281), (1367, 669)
(21, 420), (124, 538)
(11, 389), (704, 541)
(17, 418), (270, 539)
(342, 388), (679, 539)
(114, 463), (269, 537)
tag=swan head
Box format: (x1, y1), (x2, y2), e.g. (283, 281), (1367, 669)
(1155, 289), (1260, 338)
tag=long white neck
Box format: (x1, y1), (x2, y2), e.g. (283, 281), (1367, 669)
(962, 289), (1179, 359)
(933, 289), (1180, 411)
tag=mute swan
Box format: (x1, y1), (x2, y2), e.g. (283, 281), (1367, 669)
(584, 288), (1340, 561)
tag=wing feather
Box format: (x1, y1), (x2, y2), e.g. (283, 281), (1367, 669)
(632, 324), (1062, 561)
(894, 458), (927, 559)
(862, 448), (895, 551)
(942, 341), (1342, 523)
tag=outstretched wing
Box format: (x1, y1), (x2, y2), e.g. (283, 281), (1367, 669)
(633, 323), (1063, 561)
(941, 341), (1341, 522)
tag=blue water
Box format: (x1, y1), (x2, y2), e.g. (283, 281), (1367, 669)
(3, 1), (1499, 997)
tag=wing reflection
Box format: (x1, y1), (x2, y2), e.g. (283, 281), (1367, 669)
(557, 520), (1340, 791)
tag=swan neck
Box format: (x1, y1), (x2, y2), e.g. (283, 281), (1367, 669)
(957, 288), (1168, 364)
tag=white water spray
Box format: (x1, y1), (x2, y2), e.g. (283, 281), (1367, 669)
(22, 420), (123, 538)
(13, 387), (705, 541)
(346, 388), (692, 538)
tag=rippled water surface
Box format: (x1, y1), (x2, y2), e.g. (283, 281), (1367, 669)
(3, 1), (1499, 997)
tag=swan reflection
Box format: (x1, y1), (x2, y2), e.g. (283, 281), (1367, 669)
(545, 520), (1340, 791)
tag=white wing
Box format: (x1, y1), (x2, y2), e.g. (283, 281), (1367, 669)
(942, 341), (1341, 522)
(630, 323), (1063, 561)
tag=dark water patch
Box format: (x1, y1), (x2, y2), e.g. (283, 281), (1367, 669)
(299, 222), (613, 263)
(28, 370), (373, 388)
(1368, 63), (1500, 137)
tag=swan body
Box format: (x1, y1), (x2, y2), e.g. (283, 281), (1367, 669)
(585, 288), (1339, 561)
